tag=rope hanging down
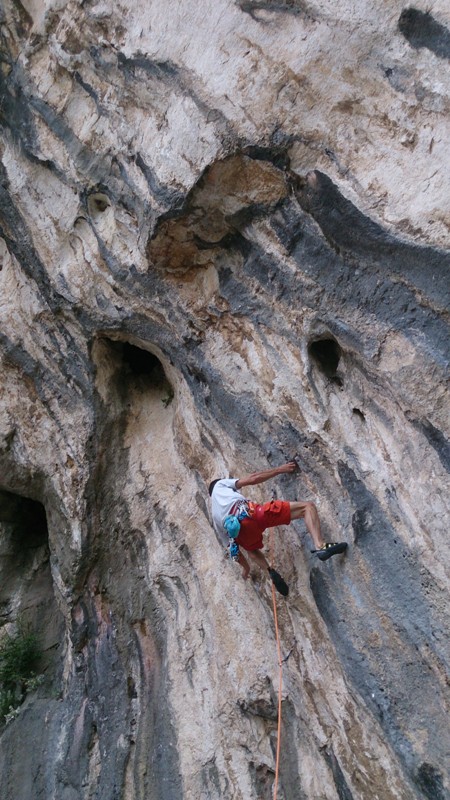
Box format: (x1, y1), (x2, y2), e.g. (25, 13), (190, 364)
(269, 527), (283, 800)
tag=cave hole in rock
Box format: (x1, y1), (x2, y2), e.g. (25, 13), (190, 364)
(98, 338), (175, 410)
(0, 489), (63, 681)
(352, 407), (366, 421)
(121, 343), (173, 401)
(308, 338), (343, 385)
(123, 343), (162, 377)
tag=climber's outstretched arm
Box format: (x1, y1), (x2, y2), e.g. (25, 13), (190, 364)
(235, 461), (298, 490)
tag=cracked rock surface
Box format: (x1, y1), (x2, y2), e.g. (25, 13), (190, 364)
(0, 1), (449, 798)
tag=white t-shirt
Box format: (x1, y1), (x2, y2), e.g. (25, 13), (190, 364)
(211, 478), (248, 545)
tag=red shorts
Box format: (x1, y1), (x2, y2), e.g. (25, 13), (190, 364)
(236, 500), (291, 552)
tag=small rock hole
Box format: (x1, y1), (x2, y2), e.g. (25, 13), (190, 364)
(87, 192), (111, 217)
(398, 9), (450, 59)
(415, 762), (445, 800)
(352, 407), (365, 421)
(308, 338), (342, 380)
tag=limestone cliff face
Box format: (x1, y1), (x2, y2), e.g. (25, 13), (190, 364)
(0, 1), (449, 798)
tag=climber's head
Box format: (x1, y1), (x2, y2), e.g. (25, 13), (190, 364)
(208, 479), (221, 496)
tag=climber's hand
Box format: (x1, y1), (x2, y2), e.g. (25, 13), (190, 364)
(279, 460), (300, 474)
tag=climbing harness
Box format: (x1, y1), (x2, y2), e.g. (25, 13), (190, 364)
(269, 527), (283, 800)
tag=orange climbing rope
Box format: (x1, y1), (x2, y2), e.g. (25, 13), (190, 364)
(269, 528), (283, 800)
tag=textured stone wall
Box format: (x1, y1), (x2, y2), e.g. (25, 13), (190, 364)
(0, 1), (449, 798)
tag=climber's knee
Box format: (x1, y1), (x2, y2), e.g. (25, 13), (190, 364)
(289, 500), (316, 521)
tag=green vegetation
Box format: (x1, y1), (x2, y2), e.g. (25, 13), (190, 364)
(0, 626), (43, 723)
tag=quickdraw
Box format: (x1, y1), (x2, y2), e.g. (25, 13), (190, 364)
(228, 540), (239, 562)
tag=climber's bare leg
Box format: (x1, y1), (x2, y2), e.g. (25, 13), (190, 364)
(247, 549), (270, 572)
(289, 501), (324, 549)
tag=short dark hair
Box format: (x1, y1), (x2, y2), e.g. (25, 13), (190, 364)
(208, 479), (221, 496)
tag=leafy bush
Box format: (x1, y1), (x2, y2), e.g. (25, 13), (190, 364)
(0, 627), (42, 723)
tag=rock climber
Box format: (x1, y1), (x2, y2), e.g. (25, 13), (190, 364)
(209, 461), (347, 596)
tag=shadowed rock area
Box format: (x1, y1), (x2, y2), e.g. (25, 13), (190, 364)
(399, 8), (450, 60)
(0, 0), (449, 798)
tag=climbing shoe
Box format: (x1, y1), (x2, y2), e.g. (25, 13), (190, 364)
(268, 568), (289, 597)
(311, 542), (348, 562)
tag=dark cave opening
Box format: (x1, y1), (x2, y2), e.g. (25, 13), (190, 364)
(96, 338), (175, 411)
(122, 342), (165, 380)
(97, 336), (174, 397)
(0, 489), (63, 682)
(121, 342), (174, 401)
(308, 338), (343, 384)
(0, 490), (48, 588)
